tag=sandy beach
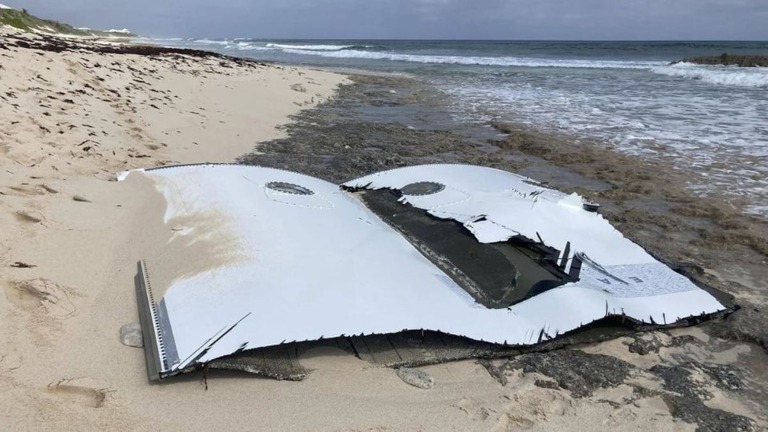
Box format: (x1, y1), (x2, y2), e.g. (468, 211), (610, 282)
(1, 29), (766, 432)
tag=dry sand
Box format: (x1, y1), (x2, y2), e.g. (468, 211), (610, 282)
(0, 28), (764, 431)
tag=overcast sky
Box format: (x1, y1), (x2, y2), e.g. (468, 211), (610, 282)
(6, 0), (768, 40)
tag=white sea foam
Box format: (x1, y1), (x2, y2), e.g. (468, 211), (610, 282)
(443, 70), (768, 216)
(652, 63), (768, 88)
(278, 47), (664, 69)
(266, 43), (355, 51)
(192, 39), (229, 45)
(230, 41), (271, 51)
(144, 36), (768, 217)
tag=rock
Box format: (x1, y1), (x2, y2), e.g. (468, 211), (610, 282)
(625, 332), (697, 355)
(533, 379), (559, 390)
(120, 322), (143, 348)
(672, 53), (768, 67)
(483, 350), (634, 397)
(72, 194), (91, 202)
(651, 364), (755, 431)
(396, 367), (434, 389)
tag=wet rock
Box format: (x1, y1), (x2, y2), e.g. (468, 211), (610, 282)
(707, 304), (768, 351)
(238, 74), (505, 185)
(626, 333), (698, 355)
(651, 364), (755, 432)
(396, 367), (434, 389)
(483, 350), (634, 398)
(673, 54), (768, 67)
(235, 71), (765, 426)
(696, 362), (746, 392)
(626, 336), (660, 355)
(120, 322), (143, 348)
(533, 379), (559, 390)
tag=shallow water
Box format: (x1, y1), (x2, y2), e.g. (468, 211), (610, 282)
(145, 38), (768, 217)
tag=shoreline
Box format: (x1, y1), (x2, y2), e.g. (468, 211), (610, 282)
(242, 72), (768, 429)
(1, 29), (766, 431)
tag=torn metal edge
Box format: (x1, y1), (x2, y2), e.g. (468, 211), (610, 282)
(131, 165), (735, 381)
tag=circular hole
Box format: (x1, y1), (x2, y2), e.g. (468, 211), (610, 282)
(400, 181), (446, 196)
(265, 181), (314, 195)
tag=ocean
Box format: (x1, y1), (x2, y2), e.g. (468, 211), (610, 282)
(144, 38), (768, 218)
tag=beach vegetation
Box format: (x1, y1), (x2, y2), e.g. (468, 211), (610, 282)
(0, 8), (136, 37)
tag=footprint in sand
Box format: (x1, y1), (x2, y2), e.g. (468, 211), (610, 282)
(7, 184), (46, 196)
(47, 378), (112, 408)
(454, 397), (493, 421)
(14, 210), (44, 224)
(8, 278), (79, 319)
(492, 412), (536, 431)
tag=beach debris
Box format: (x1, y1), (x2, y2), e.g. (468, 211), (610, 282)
(10, 261), (37, 268)
(124, 164), (727, 382)
(72, 194), (91, 203)
(119, 322), (144, 348)
(396, 368), (434, 389)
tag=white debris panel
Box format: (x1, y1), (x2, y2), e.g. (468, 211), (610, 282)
(123, 164), (725, 380)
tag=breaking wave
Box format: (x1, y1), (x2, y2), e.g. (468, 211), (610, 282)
(652, 63), (768, 88)
(277, 48), (664, 69)
(266, 43), (360, 51)
(189, 39), (230, 45)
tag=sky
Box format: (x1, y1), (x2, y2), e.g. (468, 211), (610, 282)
(5, 0), (768, 40)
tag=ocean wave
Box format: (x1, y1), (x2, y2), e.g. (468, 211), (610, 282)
(189, 39), (230, 45)
(278, 48), (663, 69)
(228, 41), (272, 51)
(651, 63), (768, 88)
(266, 43), (357, 51)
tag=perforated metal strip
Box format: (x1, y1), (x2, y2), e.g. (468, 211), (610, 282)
(136, 260), (170, 380)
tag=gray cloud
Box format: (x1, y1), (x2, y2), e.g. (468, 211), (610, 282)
(5, 0), (767, 39)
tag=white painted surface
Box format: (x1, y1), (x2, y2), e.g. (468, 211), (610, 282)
(124, 164), (725, 375)
(347, 164), (652, 265)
